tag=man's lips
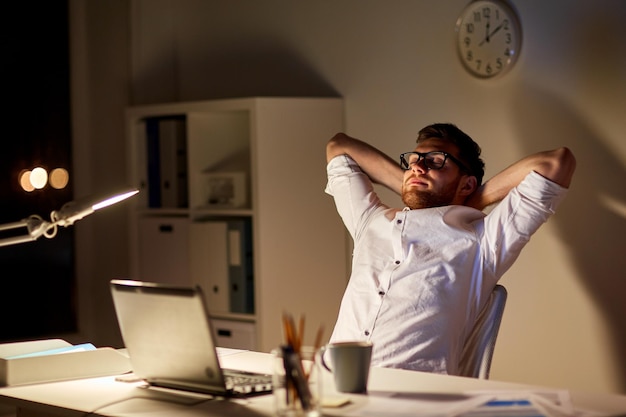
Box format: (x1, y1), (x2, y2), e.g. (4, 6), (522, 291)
(406, 178), (429, 188)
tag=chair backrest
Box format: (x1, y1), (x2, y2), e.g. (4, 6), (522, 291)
(458, 284), (507, 379)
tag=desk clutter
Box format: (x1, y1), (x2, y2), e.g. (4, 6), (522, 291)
(0, 311), (620, 416)
(0, 339), (131, 387)
(0, 345), (624, 416)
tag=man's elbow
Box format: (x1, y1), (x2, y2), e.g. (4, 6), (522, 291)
(328, 132), (350, 146)
(327, 132), (350, 162)
(548, 147), (577, 188)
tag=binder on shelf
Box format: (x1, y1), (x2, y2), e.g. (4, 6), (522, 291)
(190, 218), (254, 315)
(158, 116), (188, 208)
(190, 221), (230, 314)
(145, 117), (161, 208)
(135, 119), (149, 208)
(228, 218), (254, 314)
(0, 339), (132, 387)
(143, 116), (188, 209)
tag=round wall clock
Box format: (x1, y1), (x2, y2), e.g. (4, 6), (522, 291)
(455, 0), (522, 78)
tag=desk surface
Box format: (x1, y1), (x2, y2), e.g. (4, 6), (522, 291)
(0, 349), (625, 417)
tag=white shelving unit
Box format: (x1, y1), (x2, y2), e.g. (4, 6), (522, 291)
(125, 97), (347, 352)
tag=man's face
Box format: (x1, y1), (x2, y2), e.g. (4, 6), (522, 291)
(401, 139), (470, 209)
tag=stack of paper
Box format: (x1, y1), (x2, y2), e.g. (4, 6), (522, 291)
(0, 339), (132, 386)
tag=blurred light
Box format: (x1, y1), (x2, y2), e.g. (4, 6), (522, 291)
(18, 166), (70, 192)
(30, 167), (48, 189)
(19, 170), (35, 192)
(50, 168), (69, 189)
(599, 193), (626, 219)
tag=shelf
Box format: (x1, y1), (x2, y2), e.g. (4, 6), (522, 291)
(126, 97), (348, 351)
(191, 207), (254, 218)
(210, 312), (256, 323)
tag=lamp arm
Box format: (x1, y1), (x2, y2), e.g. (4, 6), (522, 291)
(0, 220), (34, 233)
(0, 215), (55, 248)
(0, 188), (137, 248)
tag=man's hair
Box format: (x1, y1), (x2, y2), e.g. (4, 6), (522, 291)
(416, 123), (485, 185)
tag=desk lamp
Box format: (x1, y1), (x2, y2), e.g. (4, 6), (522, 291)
(0, 189), (139, 247)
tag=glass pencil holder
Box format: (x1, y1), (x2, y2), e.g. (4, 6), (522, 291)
(272, 346), (322, 417)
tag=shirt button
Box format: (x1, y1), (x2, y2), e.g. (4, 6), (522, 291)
(396, 219), (402, 224)
(395, 260), (400, 264)
(378, 290), (385, 296)
(364, 330), (370, 336)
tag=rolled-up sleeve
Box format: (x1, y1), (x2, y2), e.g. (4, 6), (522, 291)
(483, 170), (568, 276)
(325, 155), (384, 240)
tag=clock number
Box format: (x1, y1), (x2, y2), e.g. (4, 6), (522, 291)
(503, 19), (510, 30)
(472, 11), (481, 22)
(505, 33), (512, 44)
(465, 22), (475, 33)
(482, 7), (491, 19)
(466, 50), (474, 62)
(495, 58), (503, 70)
(504, 47), (512, 57)
(474, 59), (482, 71)
(464, 36), (471, 47)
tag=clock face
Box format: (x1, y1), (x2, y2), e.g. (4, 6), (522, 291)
(455, 0), (522, 78)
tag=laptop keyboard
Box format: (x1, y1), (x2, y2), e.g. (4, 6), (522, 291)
(223, 369), (273, 394)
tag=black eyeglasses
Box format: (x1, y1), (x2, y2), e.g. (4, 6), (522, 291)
(400, 151), (471, 174)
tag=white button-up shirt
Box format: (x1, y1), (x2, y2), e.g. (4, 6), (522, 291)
(325, 154), (568, 374)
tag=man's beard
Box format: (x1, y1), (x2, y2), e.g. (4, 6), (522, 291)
(401, 179), (460, 209)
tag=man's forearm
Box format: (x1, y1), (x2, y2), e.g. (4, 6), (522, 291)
(465, 147), (576, 210)
(327, 133), (404, 194)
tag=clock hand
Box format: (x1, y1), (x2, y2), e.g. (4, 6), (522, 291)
(479, 22), (504, 46)
(479, 21), (491, 46)
(489, 23), (504, 38)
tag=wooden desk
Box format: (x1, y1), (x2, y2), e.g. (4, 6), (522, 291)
(0, 350), (625, 416)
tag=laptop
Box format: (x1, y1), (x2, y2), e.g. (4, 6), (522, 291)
(109, 279), (272, 397)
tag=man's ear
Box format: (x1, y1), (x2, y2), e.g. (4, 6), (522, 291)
(458, 175), (478, 197)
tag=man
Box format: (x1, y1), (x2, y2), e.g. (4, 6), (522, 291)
(325, 123), (576, 375)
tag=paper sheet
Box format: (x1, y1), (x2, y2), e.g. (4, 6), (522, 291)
(328, 389), (610, 417)
(5, 343), (96, 359)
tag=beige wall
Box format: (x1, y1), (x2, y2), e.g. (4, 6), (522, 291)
(71, 0), (626, 394)
(69, 0), (132, 348)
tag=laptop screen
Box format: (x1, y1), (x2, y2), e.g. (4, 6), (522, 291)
(110, 279), (230, 395)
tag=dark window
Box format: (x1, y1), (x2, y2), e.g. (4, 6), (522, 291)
(0, 1), (76, 341)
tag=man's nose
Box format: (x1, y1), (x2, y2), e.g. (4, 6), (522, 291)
(410, 158), (428, 173)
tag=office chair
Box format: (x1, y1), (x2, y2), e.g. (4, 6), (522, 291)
(458, 284), (508, 379)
